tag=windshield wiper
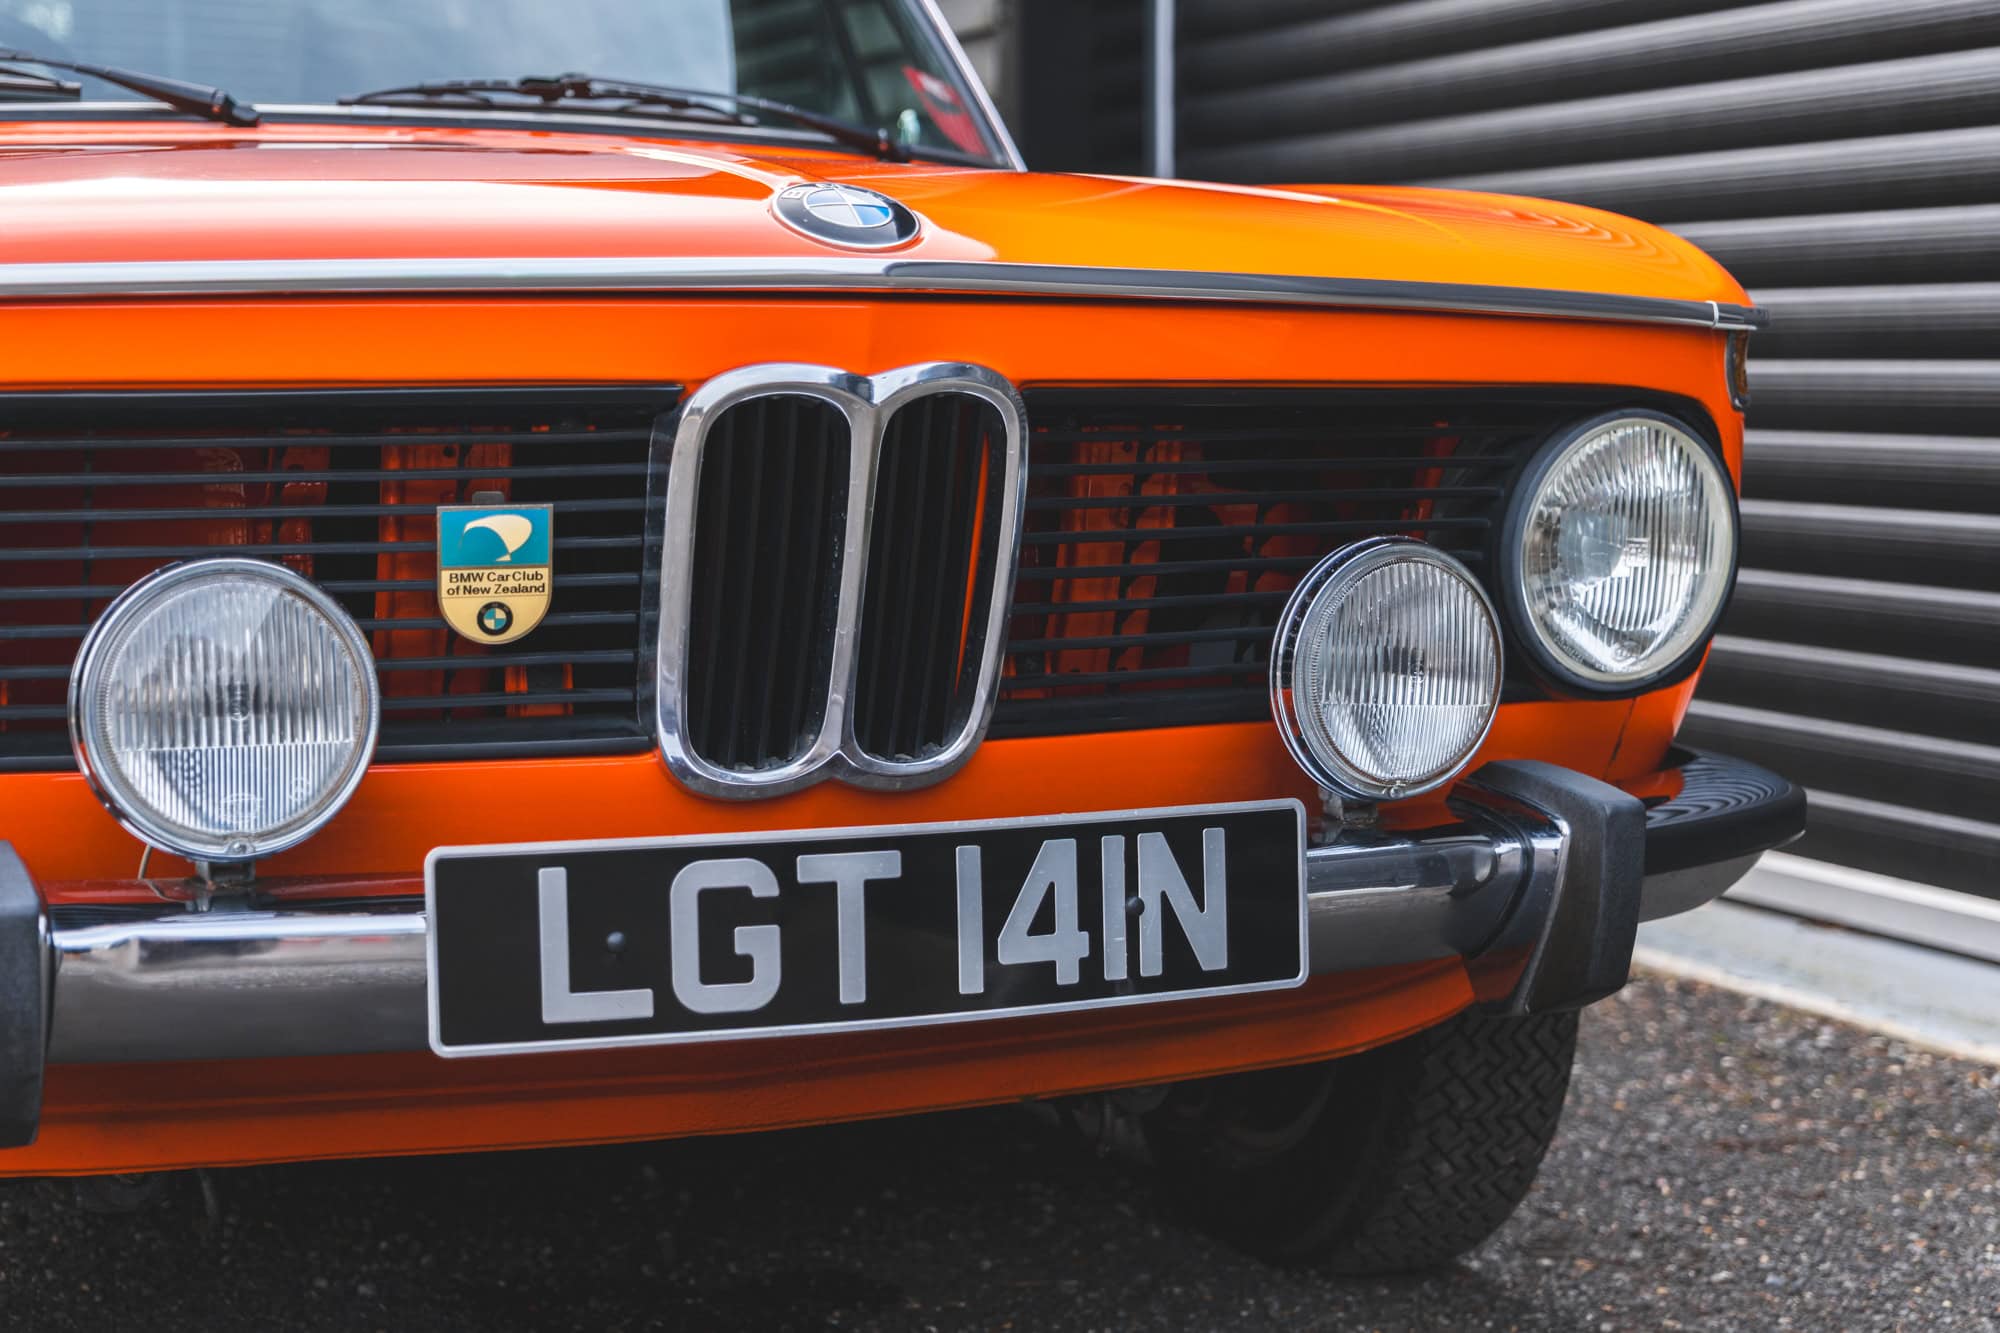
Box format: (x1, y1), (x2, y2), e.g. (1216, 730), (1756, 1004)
(341, 73), (908, 161)
(0, 67), (78, 99)
(0, 48), (257, 125)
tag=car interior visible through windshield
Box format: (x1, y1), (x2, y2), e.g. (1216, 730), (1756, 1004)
(0, 0), (999, 160)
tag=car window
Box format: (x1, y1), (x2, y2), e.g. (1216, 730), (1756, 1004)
(0, 0), (998, 160)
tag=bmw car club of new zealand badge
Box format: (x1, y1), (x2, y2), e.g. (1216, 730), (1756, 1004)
(436, 504), (553, 646)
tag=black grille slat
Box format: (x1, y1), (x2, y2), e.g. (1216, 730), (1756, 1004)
(780, 406), (837, 766)
(750, 401), (799, 765)
(1033, 456), (1518, 476)
(1009, 592), (1293, 617)
(1007, 663), (1268, 689)
(916, 402), (986, 749)
(0, 463), (651, 487)
(0, 387), (672, 770)
(688, 406), (737, 763)
(1015, 555), (1322, 581)
(1029, 425), (1525, 444)
(0, 428), (652, 453)
(0, 535), (643, 562)
(886, 400), (938, 748)
(851, 393), (1002, 763)
(1, 498), (648, 524)
(1008, 626), (1274, 653)
(0, 625), (101, 640)
(351, 612), (638, 633)
(995, 388), (1655, 736)
(1026, 486), (1502, 510)
(723, 406), (769, 765)
(1018, 518), (1490, 545)
(378, 650), (636, 672)
(683, 394), (848, 773)
(381, 688), (636, 711)
(855, 401), (916, 757)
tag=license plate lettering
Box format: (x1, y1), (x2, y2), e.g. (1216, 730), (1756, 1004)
(668, 858), (782, 1016)
(990, 837), (1090, 987)
(795, 849), (901, 1007)
(430, 802), (1306, 1057)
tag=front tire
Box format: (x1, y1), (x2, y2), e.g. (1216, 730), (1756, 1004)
(1143, 1007), (1577, 1273)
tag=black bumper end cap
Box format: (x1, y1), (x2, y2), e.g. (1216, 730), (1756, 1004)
(0, 843), (45, 1149)
(1472, 761), (1647, 1017)
(1641, 748), (1807, 877)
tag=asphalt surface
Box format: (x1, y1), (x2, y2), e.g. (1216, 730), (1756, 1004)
(1, 971), (1995, 1331)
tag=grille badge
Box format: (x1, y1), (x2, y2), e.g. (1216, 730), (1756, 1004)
(436, 503), (553, 646)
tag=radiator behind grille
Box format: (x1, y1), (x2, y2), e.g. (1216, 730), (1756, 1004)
(0, 388), (671, 769)
(993, 389), (1605, 735)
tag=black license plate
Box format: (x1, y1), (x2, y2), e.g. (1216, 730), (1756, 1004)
(426, 801), (1306, 1057)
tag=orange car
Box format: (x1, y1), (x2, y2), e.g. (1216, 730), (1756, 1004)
(0, 0), (1801, 1272)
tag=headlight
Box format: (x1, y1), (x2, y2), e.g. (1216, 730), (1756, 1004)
(70, 558), (379, 864)
(1502, 411), (1736, 691)
(1271, 538), (1502, 802)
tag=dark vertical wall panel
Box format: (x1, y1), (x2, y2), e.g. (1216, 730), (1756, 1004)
(1162, 0), (2000, 897)
(1010, 0), (1146, 173)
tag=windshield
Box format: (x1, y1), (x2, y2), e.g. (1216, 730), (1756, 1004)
(0, 0), (1003, 161)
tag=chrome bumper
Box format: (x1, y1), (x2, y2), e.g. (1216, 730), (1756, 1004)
(0, 751), (1803, 1143)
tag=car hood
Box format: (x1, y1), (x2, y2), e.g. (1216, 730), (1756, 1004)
(0, 121), (1746, 305)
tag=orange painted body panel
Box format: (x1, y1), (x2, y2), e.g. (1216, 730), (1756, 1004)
(0, 119), (1746, 1174)
(0, 125), (1747, 306)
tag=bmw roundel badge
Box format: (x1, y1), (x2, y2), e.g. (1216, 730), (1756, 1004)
(773, 182), (920, 249)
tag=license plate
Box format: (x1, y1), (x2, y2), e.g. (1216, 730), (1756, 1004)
(426, 800), (1306, 1057)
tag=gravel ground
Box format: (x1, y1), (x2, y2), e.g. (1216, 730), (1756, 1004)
(1, 971), (1996, 1331)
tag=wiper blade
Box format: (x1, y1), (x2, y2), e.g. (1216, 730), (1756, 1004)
(0, 48), (257, 125)
(341, 72), (908, 162)
(0, 67), (78, 99)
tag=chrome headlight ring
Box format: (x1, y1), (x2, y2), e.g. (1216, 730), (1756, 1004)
(1498, 409), (1738, 696)
(69, 557), (380, 864)
(1271, 537), (1504, 803)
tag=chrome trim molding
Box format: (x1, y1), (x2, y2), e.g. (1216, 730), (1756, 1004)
(1143, 0), (1176, 179)
(908, 0), (1028, 171)
(28, 750), (1794, 1065)
(0, 255), (1766, 330)
(18, 754), (1801, 1067)
(655, 361), (1030, 798)
(34, 792), (1566, 1064)
(1711, 301), (1762, 331)
(47, 906), (427, 1062)
(1305, 798), (1558, 973)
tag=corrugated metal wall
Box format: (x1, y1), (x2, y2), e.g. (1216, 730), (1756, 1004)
(1175, 0), (2000, 898)
(995, 0), (2000, 897)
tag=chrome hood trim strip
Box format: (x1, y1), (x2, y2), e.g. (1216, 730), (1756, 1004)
(0, 256), (1765, 329)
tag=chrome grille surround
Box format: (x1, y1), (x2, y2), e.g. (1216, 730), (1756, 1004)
(656, 362), (1029, 799)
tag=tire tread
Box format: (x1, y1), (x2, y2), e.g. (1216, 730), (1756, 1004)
(1319, 1009), (1576, 1273)
(1145, 1007), (1578, 1273)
